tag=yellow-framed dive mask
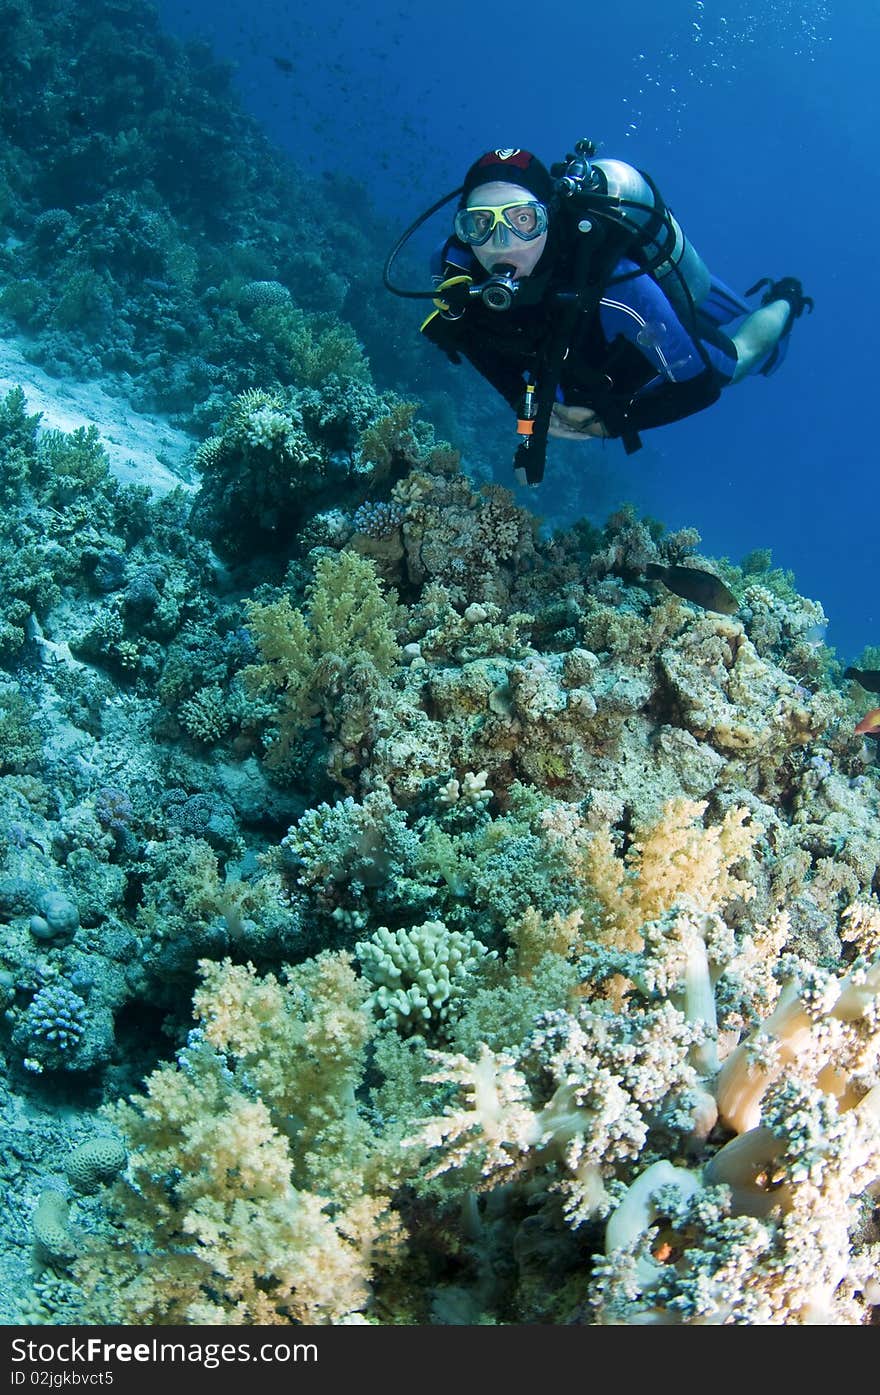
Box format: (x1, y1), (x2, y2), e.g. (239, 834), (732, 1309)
(453, 201), (548, 247)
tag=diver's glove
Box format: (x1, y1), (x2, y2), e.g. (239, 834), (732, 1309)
(431, 274), (473, 320)
(746, 275), (814, 333)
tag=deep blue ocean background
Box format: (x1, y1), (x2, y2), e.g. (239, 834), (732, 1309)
(153, 0), (870, 661)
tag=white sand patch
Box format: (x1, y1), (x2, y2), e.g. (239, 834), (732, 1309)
(0, 336), (197, 496)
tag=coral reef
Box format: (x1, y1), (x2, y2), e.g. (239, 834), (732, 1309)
(1, 0), (879, 1334)
(4, 396), (879, 1325)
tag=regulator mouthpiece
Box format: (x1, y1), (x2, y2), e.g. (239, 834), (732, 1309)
(480, 264), (519, 312)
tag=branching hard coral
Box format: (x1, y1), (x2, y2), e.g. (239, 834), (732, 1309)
(276, 786), (429, 928)
(351, 499), (406, 540)
(436, 770), (492, 811)
(190, 388), (328, 562)
(786, 756), (880, 911)
(412, 794), (584, 937)
(357, 399), (423, 475)
(132, 833), (297, 970)
(356, 920), (496, 1037)
(7, 967), (114, 1076)
(177, 683), (232, 745)
(0, 685), (45, 773)
(15, 984), (88, 1069)
(249, 304), (369, 388)
(740, 582), (833, 682)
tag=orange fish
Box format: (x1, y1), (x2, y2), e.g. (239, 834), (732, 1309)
(854, 707), (880, 736)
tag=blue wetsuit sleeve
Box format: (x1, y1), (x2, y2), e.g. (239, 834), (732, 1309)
(431, 238), (475, 281)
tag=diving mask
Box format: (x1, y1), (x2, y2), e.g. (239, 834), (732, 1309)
(453, 201), (548, 247)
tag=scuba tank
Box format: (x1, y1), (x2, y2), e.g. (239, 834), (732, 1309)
(589, 158), (711, 321)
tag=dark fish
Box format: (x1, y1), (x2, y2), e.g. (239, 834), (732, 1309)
(844, 667), (880, 693)
(272, 55), (295, 73)
(644, 562), (739, 615)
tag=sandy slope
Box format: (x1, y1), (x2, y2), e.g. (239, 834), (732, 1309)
(0, 337), (197, 496)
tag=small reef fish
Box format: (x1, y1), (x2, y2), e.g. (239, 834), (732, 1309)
(854, 707), (880, 737)
(643, 562), (739, 615)
(844, 667), (880, 694)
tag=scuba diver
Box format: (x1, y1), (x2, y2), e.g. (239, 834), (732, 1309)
(383, 143), (813, 484)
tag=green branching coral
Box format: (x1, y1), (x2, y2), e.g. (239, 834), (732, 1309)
(0, 683), (44, 773)
(0, 385), (43, 508)
(249, 303), (369, 387)
(177, 683), (232, 745)
(0, 386), (173, 662)
(242, 550), (403, 776)
(190, 388), (327, 562)
(357, 399), (424, 475)
(356, 920), (497, 1037)
(277, 787), (427, 929)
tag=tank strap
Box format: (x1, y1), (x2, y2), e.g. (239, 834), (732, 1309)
(514, 219), (642, 483)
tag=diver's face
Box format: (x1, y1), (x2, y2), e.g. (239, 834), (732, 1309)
(467, 181), (549, 278)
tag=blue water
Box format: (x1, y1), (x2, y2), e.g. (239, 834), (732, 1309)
(156, 0), (873, 662)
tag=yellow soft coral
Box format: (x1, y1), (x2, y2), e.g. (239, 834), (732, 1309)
(74, 953), (406, 1325)
(582, 796), (762, 950)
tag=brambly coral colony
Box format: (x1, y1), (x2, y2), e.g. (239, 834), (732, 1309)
(1, 0), (880, 1330)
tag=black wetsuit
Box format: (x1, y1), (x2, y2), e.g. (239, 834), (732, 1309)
(421, 231), (744, 446)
